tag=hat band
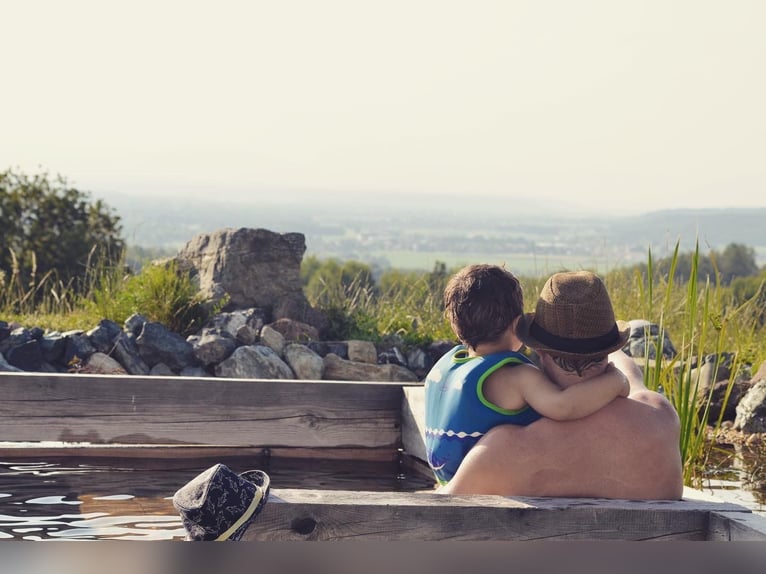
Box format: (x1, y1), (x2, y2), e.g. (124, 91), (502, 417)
(214, 488), (263, 541)
(530, 322), (619, 355)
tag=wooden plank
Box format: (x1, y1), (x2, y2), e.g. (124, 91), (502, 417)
(246, 489), (734, 541)
(0, 372), (410, 448)
(401, 386), (427, 463)
(0, 443), (397, 463)
(707, 512), (766, 540)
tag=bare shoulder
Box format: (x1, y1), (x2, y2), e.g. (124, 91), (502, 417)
(482, 362), (542, 411)
(628, 388), (678, 415)
(485, 361), (543, 387)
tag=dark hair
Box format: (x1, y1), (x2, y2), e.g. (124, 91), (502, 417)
(549, 354), (608, 377)
(443, 264), (524, 349)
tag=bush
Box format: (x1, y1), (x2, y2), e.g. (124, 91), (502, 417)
(0, 169), (124, 294)
(88, 261), (218, 336)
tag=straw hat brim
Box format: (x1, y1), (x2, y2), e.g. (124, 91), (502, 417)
(518, 313), (631, 360)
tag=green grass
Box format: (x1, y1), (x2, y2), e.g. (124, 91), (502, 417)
(1, 253), (220, 337)
(317, 250), (635, 277)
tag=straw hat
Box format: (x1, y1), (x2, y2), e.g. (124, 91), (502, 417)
(173, 463), (270, 541)
(517, 271), (630, 360)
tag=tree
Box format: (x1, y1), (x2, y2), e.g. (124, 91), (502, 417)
(0, 169), (124, 291)
(715, 243), (759, 285)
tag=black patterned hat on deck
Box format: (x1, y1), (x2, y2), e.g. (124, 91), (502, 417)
(172, 463), (270, 541)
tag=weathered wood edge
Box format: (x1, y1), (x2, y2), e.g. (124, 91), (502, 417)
(401, 386), (427, 462)
(246, 488), (754, 541)
(0, 372), (417, 448)
(0, 443), (398, 463)
(707, 511), (766, 541)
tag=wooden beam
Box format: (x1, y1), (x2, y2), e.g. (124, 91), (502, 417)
(0, 443), (398, 463)
(246, 489), (753, 541)
(401, 386), (427, 462)
(707, 511), (766, 541)
(0, 372), (414, 448)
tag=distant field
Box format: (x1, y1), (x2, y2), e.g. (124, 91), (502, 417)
(323, 250), (634, 277)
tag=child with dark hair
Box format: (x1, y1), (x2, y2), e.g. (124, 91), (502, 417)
(424, 264), (628, 486)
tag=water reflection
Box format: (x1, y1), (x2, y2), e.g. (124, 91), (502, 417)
(0, 455), (435, 541)
(702, 442), (766, 511)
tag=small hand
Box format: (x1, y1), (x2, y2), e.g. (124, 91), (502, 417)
(606, 361), (630, 397)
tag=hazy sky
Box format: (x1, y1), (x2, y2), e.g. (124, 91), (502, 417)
(3, 1), (764, 214)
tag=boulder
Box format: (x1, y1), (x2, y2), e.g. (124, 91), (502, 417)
(267, 318), (319, 342)
(284, 343), (325, 380)
(175, 227), (324, 328)
(214, 345), (295, 380)
(622, 319), (676, 359)
(87, 319), (123, 354)
(259, 325), (285, 355)
(136, 322), (197, 371)
(189, 330), (238, 366)
(734, 380), (766, 434)
(346, 340), (377, 364)
(204, 308), (266, 342)
(0, 352), (23, 372)
(111, 333), (150, 375)
(323, 353), (419, 382)
(85, 352), (128, 375)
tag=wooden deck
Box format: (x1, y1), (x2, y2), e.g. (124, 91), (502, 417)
(2, 371), (766, 541)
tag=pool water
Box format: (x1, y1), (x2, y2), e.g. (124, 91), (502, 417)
(0, 456), (436, 541)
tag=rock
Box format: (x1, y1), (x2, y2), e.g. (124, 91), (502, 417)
(150, 362), (175, 376)
(347, 340), (377, 364)
(259, 325), (285, 355)
(0, 352), (23, 372)
(39, 332), (67, 364)
(284, 343), (324, 380)
(306, 340), (348, 359)
(204, 308), (266, 341)
(6, 340), (44, 371)
(235, 325), (258, 346)
(136, 322), (197, 371)
(704, 374), (751, 423)
(214, 345), (295, 379)
(377, 346), (407, 367)
(28, 326), (44, 340)
(692, 353), (737, 400)
(85, 352), (128, 375)
(734, 380), (766, 434)
(323, 353), (419, 382)
(267, 318), (319, 342)
(190, 330), (237, 366)
(62, 331), (96, 367)
(87, 319), (123, 354)
(0, 327), (32, 356)
(175, 227), (323, 327)
(180, 366), (211, 377)
(406, 347), (433, 378)
(111, 333), (150, 375)
(622, 319), (677, 359)
(124, 313), (149, 337)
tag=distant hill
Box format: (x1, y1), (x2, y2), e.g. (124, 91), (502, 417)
(102, 191), (766, 271)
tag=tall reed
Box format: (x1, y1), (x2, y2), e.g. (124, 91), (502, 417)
(617, 241), (753, 487)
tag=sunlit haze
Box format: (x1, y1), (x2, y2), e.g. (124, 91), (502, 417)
(3, 1), (765, 215)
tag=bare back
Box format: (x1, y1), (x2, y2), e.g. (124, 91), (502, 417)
(440, 353), (684, 500)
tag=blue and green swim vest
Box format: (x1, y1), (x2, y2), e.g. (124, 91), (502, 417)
(424, 345), (542, 485)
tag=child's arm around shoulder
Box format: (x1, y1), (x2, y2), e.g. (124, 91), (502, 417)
(515, 362), (629, 421)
